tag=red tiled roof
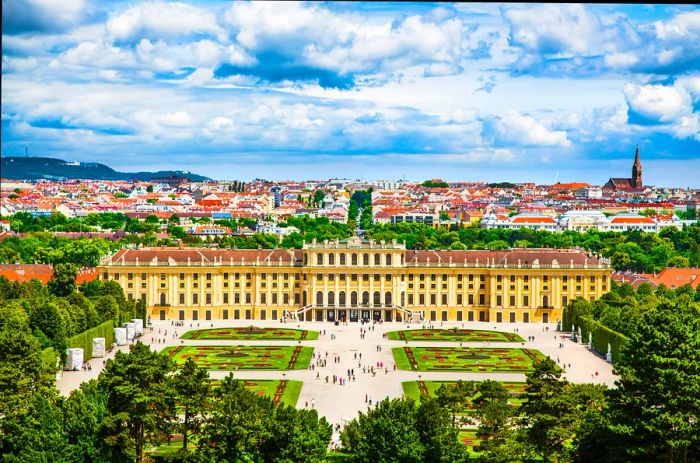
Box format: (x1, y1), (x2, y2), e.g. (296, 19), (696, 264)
(0, 264), (100, 284)
(0, 264), (53, 283)
(641, 268), (700, 289)
(511, 216), (557, 224)
(610, 217), (654, 224)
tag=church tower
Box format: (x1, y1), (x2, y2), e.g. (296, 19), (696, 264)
(632, 145), (642, 188)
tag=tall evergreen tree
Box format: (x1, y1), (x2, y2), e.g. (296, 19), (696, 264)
(98, 342), (176, 462)
(606, 301), (700, 462)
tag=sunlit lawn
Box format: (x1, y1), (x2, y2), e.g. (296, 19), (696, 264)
(392, 346), (548, 372)
(181, 326), (318, 340)
(163, 345), (313, 370)
(387, 328), (524, 343)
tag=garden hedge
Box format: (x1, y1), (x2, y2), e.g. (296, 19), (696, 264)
(575, 316), (629, 363)
(67, 319), (115, 359)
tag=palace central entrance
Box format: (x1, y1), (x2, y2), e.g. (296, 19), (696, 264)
(310, 307), (397, 323)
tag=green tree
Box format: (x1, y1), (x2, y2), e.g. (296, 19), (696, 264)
(99, 342), (176, 463)
(62, 380), (108, 463)
(473, 380), (520, 462)
(605, 301), (700, 462)
(48, 262), (78, 297)
(0, 328), (50, 414)
(172, 358), (211, 451)
(435, 380), (476, 428)
(521, 358), (576, 463)
(197, 375), (275, 462)
(0, 392), (68, 463)
(341, 398), (424, 463)
(415, 397), (468, 463)
(263, 404), (333, 462)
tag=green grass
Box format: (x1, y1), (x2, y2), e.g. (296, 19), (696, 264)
(163, 345), (313, 370)
(210, 379), (302, 407)
(402, 380), (526, 408)
(181, 326), (318, 340)
(387, 328), (524, 342)
(392, 346), (548, 372)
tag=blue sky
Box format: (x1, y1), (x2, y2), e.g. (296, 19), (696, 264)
(1, 1), (699, 186)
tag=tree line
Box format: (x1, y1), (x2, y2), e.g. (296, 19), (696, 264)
(0, 343), (333, 463)
(0, 275), (145, 363)
(1, 213), (699, 273)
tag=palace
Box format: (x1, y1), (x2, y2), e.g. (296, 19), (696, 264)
(98, 237), (611, 324)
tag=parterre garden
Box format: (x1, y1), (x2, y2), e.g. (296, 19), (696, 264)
(163, 345), (313, 370)
(392, 346), (548, 372)
(210, 379), (302, 407)
(402, 380), (526, 409)
(387, 328), (524, 343)
(181, 326), (318, 340)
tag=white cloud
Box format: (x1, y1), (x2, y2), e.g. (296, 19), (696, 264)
(59, 41), (135, 68)
(653, 11), (700, 42)
(505, 4), (603, 55)
(106, 1), (225, 43)
(222, 2), (467, 76)
(2, 0), (86, 34)
(623, 83), (691, 123)
(484, 112), (571, 147)
(161, 111), (191, 127)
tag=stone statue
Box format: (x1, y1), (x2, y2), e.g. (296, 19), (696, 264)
(588, 332), (592, 349)
(606, 343), (612, 363)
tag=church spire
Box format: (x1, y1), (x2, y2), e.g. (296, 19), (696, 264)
(632, 145), (642, 188)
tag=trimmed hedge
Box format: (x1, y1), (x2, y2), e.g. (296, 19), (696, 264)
(575, 316), (629, 363)
(67, 319), (115, 359)
(41, 346), (60, 373)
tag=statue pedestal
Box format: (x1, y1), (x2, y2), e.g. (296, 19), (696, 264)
(606, 353), (612, 363)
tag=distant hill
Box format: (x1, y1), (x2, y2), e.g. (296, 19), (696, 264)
(0, 156), (210, 182)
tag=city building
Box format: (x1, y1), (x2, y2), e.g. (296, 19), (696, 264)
(605, 146), (643, 191)
(98, 237), (611, 324)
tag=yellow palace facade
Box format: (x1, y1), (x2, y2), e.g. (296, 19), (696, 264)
(98, 236), (611, 324)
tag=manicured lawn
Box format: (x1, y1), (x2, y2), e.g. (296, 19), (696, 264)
(387, 328), (524, 342)
(210, 379), (302, 407)
(181, 326), (319, 340)
(392, 346), (548, 372)
(163, 345), (313, 370)
(402, 380), (526, 408)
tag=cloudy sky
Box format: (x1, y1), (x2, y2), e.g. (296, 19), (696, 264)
(2, 1), (699, 185)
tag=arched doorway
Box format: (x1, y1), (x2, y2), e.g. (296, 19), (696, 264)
(373, 291), (381, 306)
(385, 291), (392, 305)
(328, 291), (335, 306)
(339, 291), (346, 306)
(316, 291), (323, 306)
(362, 291), (369, 305)
(160, 293), (166, 305)
(351, 291), (358, 307)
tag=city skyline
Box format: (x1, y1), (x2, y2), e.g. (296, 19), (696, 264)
(2, 2), (700, 186)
